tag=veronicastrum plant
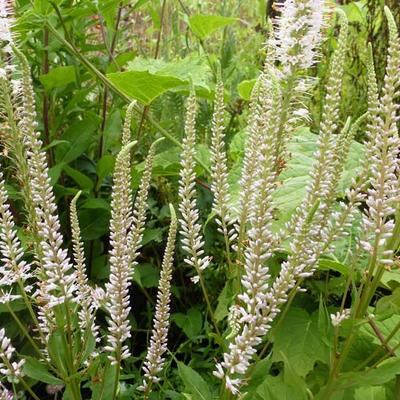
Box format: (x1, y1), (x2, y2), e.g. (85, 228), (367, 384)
(0, 0), (400, 399)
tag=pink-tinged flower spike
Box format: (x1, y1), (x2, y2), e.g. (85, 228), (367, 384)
(0, 173), (32, 301)
(138, 204), (177, 397)
(69, 191), (100, 345)
(105, 141), (136, 365)
(275, 0), (327, 73)
(0, 328), (24, 382)
(178, 87), (210, 283)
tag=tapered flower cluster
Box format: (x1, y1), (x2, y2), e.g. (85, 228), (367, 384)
(70, 192), (99, 342)
(0, 174), (31, 301)
(210, 74), (236, 246)
(138, 205), (177, 396)
(13, 51), (77, 324)
(178, 89), (210, 283)
(215, 66), (282, 395)
(275, 0), (326, 72)
(128, 138), (161, 266)
(359, 7), (400, 267)
(0, 328), (24, 382)
(105, 141), (135, 364)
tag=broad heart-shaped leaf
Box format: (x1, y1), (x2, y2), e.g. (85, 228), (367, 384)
(39, 65), (76, 90)
(354, 386), (386, 400)
(107, 70), (185, 104)
(127, 55), (212, 91)
(188, 14), (237, 39)
(109, 55), (213, 104)
(23, 357), (64, 385)
(271, 307), (330, 377)
(177, 362), (213, 400)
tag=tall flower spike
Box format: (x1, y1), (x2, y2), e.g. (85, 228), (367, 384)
(215, 69), (282, 394)
(105, 141), (136, 365)
(286, 9), (348, 236)
(359, 7), (400, 269)
(0, 328), (24, 382)
(0, 173), (31, 300)
(138, 204), (177, 397)
(275, 0), (327, 73)
(210, 69), (236, 247)
(70, 191), (99, 343)
(178, 87), (210, 283)
(13, 49), (76, 316)
(128, 138), (163, 267)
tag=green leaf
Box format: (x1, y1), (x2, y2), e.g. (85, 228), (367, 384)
(237, 79), (257, 100)
(91, 358), (117, 400)
(319, 259), (349, 275)
(107, 70), (185, 104)
(172, 308), (203, 339)
(0, 298), (26, 313)
(256, 370), (308, 400)
(78, 208), (110, 240)
(81, 198), (111, 211)
(271, 308), (330, 376)
(188, 15), (237, 39)
(177, 362), (212, 400)
(215, 280), (235, 322)
(55, 117), (98, 164)
(354, 386), (386, 400)
(133, 263), (160, 288)
(338, 358), (400, 389)
(39, 66), (76, 90)
(244, 357), (272, 396)
(108, 55), (213, 104)
(63, 165), (94, 191)
(96, 155), (115, 189)
(23, 357), (64, 385)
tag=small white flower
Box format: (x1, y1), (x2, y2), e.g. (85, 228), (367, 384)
(330, 309), (351, 327)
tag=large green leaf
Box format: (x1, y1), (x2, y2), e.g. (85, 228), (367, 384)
(177, 362), (212, 400)
(107, 70), (185, 104)
(271, 308), (330, 376)
(188, 15), (237, 39)
(108, 55), (213, 104)
(39, 66), (76, 90)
